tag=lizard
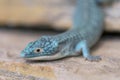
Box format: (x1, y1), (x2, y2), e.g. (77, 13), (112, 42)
(20, 0), (113, 61)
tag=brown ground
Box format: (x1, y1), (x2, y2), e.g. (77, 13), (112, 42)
(0, 28), (120, 80)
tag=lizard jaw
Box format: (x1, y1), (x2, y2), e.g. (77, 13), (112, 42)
(23, 52), (64, 60)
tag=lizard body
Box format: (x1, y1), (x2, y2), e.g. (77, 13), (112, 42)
(21, 0), (113, 61)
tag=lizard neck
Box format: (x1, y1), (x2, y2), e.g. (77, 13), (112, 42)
(53, 29), (80, 43)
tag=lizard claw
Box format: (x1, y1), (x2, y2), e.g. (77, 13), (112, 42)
(85, 55), (102, 62)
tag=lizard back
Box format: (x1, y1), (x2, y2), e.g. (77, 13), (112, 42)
(54, 0), (104, 47)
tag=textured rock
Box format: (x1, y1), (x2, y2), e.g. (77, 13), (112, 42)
(0, 0), (120, 32)
(0, 62), (56, 80)
(0, 29), (120, 80)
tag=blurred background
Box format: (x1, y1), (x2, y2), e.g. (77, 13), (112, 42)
(0, 0), (120, 80)
(0, 0), (120, 31)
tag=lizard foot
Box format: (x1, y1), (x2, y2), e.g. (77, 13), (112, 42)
(85, 55), (101, 62)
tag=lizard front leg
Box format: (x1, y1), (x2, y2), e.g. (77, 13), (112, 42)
(75, 40), (101, 61)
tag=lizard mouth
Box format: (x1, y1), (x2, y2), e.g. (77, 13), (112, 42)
(24, 52), (62, 60)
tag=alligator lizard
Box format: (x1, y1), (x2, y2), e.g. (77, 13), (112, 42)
(20, 0), (113, 61)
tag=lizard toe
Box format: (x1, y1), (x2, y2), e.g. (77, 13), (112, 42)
(85, 55), (102, 62)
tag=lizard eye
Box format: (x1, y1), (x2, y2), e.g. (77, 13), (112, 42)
(34, 48), (43, 53)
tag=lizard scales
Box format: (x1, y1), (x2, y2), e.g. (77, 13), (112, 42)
(20, 0), (112, 61)
(54, 0), (104, 47)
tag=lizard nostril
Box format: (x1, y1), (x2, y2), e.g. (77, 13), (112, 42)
(20, 52), (26, 57)
(20, 50), (29, 57)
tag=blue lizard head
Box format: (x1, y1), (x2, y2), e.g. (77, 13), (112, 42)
(20, 36), (59, 60)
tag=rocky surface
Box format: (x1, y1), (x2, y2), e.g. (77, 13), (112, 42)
(0, 29), (120, 80)
(0, 0), (120, 32)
